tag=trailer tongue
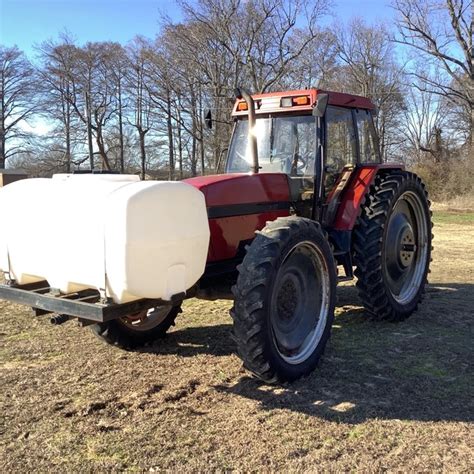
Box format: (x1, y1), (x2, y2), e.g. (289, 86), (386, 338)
(0, 280), (184, 325)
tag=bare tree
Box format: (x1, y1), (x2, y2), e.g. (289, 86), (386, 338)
(0, 46), (38, 168)
(66, 43), (95, 168)
(82, 42), (120, 170)
(37, 35), (82, 172)
(180, 0), (331, 92)
(393, 0), (473, 152)
(64, 42), (119, 170)
(125, 37), (154, 179)
(140, 42), (178, 179)
(109, 43), (128, 172)
(332, 19), (406, 159)
(399, 70), (445, 163)
(171, 0), (333, 173)
(164, 21), (232, 173)
(284, 29), (338, 89)
(141, 25), (214, 178)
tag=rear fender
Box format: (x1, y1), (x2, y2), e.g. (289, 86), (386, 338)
(331, 164), (404, 231)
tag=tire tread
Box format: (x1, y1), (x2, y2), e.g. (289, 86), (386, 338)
(353, 170), (432, 322)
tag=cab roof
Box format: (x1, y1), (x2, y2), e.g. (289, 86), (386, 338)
(231, 88), (375, 117)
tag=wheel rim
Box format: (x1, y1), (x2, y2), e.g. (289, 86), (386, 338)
(119, 306), (172, 332)
(384, 190), (429, 305)
(270, 241), (330, 365)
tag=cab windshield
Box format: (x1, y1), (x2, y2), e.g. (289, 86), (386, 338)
(226, 115), (316, 176)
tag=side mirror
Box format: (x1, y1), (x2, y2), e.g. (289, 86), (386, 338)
(313, 93), (329, 118)
(204, 109), (213, 130)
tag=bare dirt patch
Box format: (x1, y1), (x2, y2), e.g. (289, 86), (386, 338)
(1, 211), (473, 471)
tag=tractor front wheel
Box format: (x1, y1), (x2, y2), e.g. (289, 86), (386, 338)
(231, 217), (337, 383)
(353, 170), (432, 321)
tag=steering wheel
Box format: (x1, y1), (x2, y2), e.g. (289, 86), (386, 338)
(232, 149), (250, 169)
(290, 153), (308, 175)
(297, 155), (308, 174)
(234, 149), (245, 160)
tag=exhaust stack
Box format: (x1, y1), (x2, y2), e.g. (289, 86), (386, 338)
(235, 88), (259, 174)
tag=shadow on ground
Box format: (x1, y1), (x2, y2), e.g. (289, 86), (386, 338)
(140, 320), (236, 357)
(140, 282), (474, 424)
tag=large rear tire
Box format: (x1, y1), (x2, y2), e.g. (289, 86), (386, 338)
(90, 305), (182, 349)
(231, 217), (337, 383)
(353, 170), (432, 321)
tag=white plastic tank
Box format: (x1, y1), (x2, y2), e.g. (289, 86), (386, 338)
(0, 178), (57, 285)
(0, 174), (210, 303)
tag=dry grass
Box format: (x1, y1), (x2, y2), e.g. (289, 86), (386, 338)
(1, 211), (473, 471)
(431, 194), (474, 213)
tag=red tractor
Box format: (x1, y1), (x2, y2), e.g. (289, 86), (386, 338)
(0, 88), (432, 384)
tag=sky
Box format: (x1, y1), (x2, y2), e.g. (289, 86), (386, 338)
(0, 0), (183, 55)
(1, 0), (395, 57)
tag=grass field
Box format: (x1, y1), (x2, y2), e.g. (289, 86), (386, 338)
(1, 211), (473, 471)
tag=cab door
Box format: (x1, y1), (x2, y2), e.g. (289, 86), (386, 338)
(353, 108), (381, 163)
(324, 106), (357, 194)
(322, 106), (358, 226)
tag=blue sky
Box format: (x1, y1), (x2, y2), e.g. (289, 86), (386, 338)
(1, 0), (394, 57)
(0, 0), (183, 55)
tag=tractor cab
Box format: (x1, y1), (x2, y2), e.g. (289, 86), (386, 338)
(188, 88), (388, 267)
(226, 89), (381, 218)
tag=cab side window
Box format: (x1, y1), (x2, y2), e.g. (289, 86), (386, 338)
(355, 109), (379, 163)
(325, 106), (357, 172)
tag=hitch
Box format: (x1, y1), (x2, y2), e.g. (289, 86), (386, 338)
(50, 314), (70, 325)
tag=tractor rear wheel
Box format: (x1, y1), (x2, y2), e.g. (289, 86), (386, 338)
(90, 305), (182, 349)
(231, 217), (337, 383)
(353, 170), (432, 321)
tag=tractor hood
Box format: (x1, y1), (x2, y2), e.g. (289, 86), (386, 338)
(184, 173), (290, 211)
(184, 173), (291, 263)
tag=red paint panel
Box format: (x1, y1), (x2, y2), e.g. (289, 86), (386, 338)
(333, 164), (404, 230)
(207, 210), (290, 262)
(184, 173), (290, 206)
(323, 90), (375, 110)
(185, 173), (291, 262)
(184, 173), (247, 190)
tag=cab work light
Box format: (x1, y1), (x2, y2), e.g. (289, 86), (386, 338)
(293, 95), (310, 106)
(280, 95), (310, 107)
(237, 101), (248, 111)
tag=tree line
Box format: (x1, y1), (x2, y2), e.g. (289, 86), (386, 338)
(0, 0), (472, 193)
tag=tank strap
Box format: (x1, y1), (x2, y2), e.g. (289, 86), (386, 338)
(99, 225), (109, 303)
(4, 245), (14, 285)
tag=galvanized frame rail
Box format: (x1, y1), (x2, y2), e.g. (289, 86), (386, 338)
(0, 281), (183, 323)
